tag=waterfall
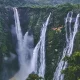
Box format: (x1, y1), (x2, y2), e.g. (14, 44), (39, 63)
(11, 7), (51, 80)
(53, 13), (80, 80)
(31, 13), (51, 78)
(10, 8), (34, 80)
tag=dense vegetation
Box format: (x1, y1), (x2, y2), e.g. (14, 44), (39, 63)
(62, 52), (80, 80)
(26, 73), (43, 80)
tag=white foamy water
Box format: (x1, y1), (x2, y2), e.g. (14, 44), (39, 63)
(10, 8), (34, 80)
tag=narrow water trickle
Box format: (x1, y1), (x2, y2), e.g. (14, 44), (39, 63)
(53, 12), (80, 80)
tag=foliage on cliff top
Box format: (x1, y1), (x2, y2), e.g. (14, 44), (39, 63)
(0, 0), (80, 7)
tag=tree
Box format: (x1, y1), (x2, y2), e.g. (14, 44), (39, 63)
(26, 73), (43, 80)
(62, 52), (80, 80)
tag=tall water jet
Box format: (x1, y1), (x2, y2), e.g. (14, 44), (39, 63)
(31, 13), (51, 78)
(10, 8), (34, 80)
(53, 13), (80, 80)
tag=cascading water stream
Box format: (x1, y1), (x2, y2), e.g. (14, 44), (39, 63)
(53, 13), (80, 80)
(31, 13), (51, 78)
(38, 13), (51, 77)
(10, 8), (34, 80)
